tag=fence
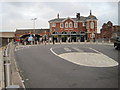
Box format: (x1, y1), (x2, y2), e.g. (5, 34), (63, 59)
(3, 41), (20, 89)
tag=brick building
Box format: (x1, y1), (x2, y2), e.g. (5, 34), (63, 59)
(100, 21), (113, 39)
(48, 10), (98, 42)
(100, 21), (120, 40)
(112, 25), (120, 38)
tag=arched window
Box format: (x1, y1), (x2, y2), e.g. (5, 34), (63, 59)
(74, 23), (78, 28)
(90, 21), (94, 29)
(60, 23), (64, 28)
(65, 22), (68, 28)
(69, 22), (73, 28)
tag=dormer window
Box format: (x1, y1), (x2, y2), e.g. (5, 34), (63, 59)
(69, 22), (73, 28)
(65, 22), (68, 28)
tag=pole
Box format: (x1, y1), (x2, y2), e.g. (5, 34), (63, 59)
(31, 18), (37, 45)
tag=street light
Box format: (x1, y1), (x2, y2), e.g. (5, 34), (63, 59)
(31, 18), (37, 44)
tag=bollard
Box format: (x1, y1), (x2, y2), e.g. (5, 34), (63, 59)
(4, 63), (12, 87)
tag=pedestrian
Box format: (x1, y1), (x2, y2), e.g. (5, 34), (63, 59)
(44, 36), (47, 45)
(53, 37), (55, 44)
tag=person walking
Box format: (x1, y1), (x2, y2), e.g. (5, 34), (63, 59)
(52, 36), (55, 44)
(44, 35), (47, 45)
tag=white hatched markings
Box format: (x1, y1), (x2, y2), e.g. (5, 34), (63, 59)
(15, 46), (29, 51)
(64, 48), (72, 52)
(50, 47), (119, 67)
(64, 47), (83, 52)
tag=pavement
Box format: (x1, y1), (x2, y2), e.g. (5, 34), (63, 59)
(15, 43), (119, 88)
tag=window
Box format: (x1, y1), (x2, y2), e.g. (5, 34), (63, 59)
(90, 21), (94, 29)
(52, 23), (56, 27)
(74, 23), (78, 28)
(69, 22), (73, 28)
(65, 22), (68, 28)
(60, 23), (64, 28)
(83, 22), (85, 26)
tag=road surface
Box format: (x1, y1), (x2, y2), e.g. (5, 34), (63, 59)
(15, 44), (119, 88)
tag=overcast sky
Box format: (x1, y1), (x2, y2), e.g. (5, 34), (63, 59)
(1, 1), (119, 33)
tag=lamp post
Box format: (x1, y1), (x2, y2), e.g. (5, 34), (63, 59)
(31, 18), (37, 44)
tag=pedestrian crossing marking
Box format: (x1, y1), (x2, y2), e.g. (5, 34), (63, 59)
(72, 47), (83, 52)
(64, 48), (72, 52)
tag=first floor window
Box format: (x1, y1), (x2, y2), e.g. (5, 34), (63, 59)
(52, 23), (56, 27)
(90, 21), (94, 29)
(74, 23), (78, 28)
(60, 23), (64, 28)
(69, 22), (73, 28)
(65, 22), (68, 28)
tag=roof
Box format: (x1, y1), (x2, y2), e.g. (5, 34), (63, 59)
(87, 15), (97, 20)
(15, 29), (50, 34)
(49, 15), (97, 22)
(0, 32), (15, 38)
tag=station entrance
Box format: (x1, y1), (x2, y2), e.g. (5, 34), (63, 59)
(20, 34), (41, 44)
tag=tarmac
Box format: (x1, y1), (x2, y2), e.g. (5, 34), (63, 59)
(0, 41), (114, 89)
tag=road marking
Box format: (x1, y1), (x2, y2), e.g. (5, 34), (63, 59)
(72, 47), (83, 52)
(89, 47), (102, 54)
(59, 52), (119, 67)
(64, 48), (72, 52)
(50, 48), (58, 56)
(15, 46), (29, 51)
(50, 47), (119, 67)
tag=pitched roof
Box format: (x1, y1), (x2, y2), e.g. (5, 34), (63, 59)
(49, 15), (97, 22)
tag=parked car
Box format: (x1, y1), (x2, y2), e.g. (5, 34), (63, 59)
(114, 36), (120, 49)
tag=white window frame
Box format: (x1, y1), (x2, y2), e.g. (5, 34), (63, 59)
(83, 22), (85, 26)
(74, 23), (78, 28)
(60, 23), (64, 28)
(69, 22), (73, 28)
(52, 23), (56, 27)
(65, 22), (68, 28)
(90, 21), (94, 29)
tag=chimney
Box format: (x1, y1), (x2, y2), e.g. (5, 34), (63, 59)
(57, 13), (59, 19)
(76, 13), (80, 20)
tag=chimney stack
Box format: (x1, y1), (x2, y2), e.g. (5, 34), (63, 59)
(76, 13), (80, 20)
(57, 13), (59, 19)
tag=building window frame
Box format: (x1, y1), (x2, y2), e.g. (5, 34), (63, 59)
(65, 22), (68, 28)
(83, 22), (85, 26)
(90, 21), (94, 29)
(69, 22), (73, 28)
(52, 23), (56, 27)
(74, 23), (78, 28)
(60, 23), (64, 28)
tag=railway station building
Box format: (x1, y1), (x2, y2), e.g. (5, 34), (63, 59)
(48, 10), (98, 42)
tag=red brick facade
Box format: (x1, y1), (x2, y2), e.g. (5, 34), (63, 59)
(49, 11), (97, 42)
(100, 21), (113, 39)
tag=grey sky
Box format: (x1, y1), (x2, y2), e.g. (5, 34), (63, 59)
(1, 1), (119, 33)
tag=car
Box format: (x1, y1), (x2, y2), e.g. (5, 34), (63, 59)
(114, 36), (120, 49)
